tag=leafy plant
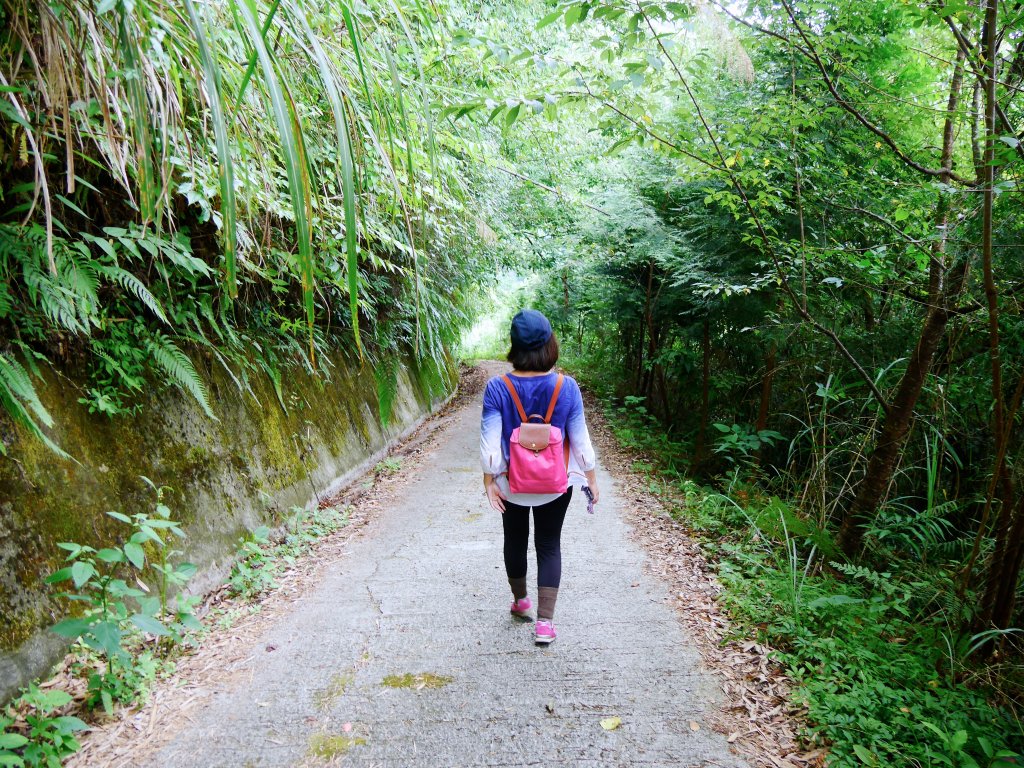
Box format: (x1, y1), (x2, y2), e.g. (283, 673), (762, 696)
(45, 482), (196, 713)
(0, 685), (88, 768)
(712, 423), (785, 463)
(228, 526), (278, 600)
(375, 457), (403, 475)
(228, 506), (350, 600)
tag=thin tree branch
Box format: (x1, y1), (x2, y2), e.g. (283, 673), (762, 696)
(489, 163), (610, 216)
(565, 82), (729, 172)
(943, 16), (1024, 164)
(831, 204), (926, 248)
(778, 0), (974, 185)
(704, 0), (810, 56)
(638, 5), (893, 413)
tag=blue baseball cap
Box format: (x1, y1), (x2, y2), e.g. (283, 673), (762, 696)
(510, 309), (552, 350)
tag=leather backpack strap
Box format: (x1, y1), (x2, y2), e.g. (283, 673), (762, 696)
(544, 374), (565, 424)
(501, 375), (529, 422)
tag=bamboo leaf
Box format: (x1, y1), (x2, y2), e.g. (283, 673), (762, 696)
(231, 0), (315, 360)
(183, 0), (237, 297)
(289, 0), (362, 358)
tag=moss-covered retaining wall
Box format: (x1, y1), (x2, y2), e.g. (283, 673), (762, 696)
(0, 350), (454, 703)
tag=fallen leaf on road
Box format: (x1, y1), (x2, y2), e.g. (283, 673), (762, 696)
(600, 716), (622, 731)
(689, 721), (700, 731)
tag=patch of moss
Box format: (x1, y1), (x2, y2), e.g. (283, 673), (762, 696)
(307, 733), (366, 758)
(0, 607), (43, 651)
(380, 672), (453, 689)
(312, 672), (354, 711)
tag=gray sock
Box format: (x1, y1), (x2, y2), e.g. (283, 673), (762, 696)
(509, 577), (528, 601)
(538, 586), (558, 620)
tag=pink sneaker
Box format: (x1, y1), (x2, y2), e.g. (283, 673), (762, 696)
(535, 620), (556, 645)
(510, 596), (533, 620)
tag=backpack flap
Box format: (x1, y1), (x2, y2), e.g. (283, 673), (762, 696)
(518, 422), (551, 451)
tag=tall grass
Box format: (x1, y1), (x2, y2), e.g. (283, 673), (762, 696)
(0, 0), (477, 445)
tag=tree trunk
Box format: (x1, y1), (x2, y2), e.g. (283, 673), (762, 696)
(756, 341), (777, 434)
(974, 0), (1021, 634)
(694, 316), (711, 464)
(838, 306), (950, 552)
(836, 46), (967, 556)
(862, 290), (875, 332)
(978, 0), (1010, 508)
(981, 493), (1024, 629)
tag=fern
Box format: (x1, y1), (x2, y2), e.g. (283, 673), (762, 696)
(0, 285), (11, 319)
(146, 333), (216, 419)
(0, 351), (68, 458)
(22, 250), (90, 335)
(865, 503), (957, 560)
(97, 264), (169, 325)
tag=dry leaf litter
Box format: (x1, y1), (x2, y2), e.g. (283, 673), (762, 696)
(585, 395), (818, 768)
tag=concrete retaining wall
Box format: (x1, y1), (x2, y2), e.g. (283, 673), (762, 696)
(0, 349), (453, 703)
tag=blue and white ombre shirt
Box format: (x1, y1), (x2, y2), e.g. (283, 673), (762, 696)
(480, 370), (597, 507)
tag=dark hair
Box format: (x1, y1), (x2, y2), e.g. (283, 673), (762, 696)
(507, 333), (559, 372)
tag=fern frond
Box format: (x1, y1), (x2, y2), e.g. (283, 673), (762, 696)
(98, 264), (169, 324)
(0, 351), (68, 458)
(58, 243), (100, 330)
(0, 280), (12, 318)
(146, 333), (216, 419)
(38, 282), (91, 335)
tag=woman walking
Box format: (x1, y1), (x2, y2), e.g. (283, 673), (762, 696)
(480, 309), (599, 645)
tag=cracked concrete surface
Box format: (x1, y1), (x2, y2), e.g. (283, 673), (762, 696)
(154, 368), (749, 767)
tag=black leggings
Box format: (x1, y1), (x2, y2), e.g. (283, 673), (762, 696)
(502, 489), (572, 589)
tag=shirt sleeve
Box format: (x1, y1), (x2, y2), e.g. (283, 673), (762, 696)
(480, 380), (506, 475)
(566, 380), (596, 472)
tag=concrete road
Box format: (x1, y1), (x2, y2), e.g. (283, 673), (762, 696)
(155, 366), (748, 767)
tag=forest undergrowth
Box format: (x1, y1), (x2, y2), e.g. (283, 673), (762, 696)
(591, 383), (1024, 768)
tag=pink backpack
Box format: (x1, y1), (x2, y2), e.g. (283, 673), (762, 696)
(502, 374), (570, 495)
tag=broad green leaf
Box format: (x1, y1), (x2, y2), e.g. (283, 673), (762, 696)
(95, 548), (124, 563)
(853, 744), (877, 765)
(123, 541), (145, 569)
(176, 562), (198, 579)
(45, 567), (73, 584)
(504, 104), (522, 127)
(71, 560), (95, 588)
(807, 594), (865, 609)
(89, 620), (123, 656)
(50, 716), (89, 733)
(29, 689), (72, 710)
(0, 733), (28, 750)
(536, 8), (563, 28)
(131, 613), (172, 636)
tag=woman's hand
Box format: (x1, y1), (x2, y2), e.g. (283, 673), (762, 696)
(483, 474), (506, 513)
(584, 470), (600, 505)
